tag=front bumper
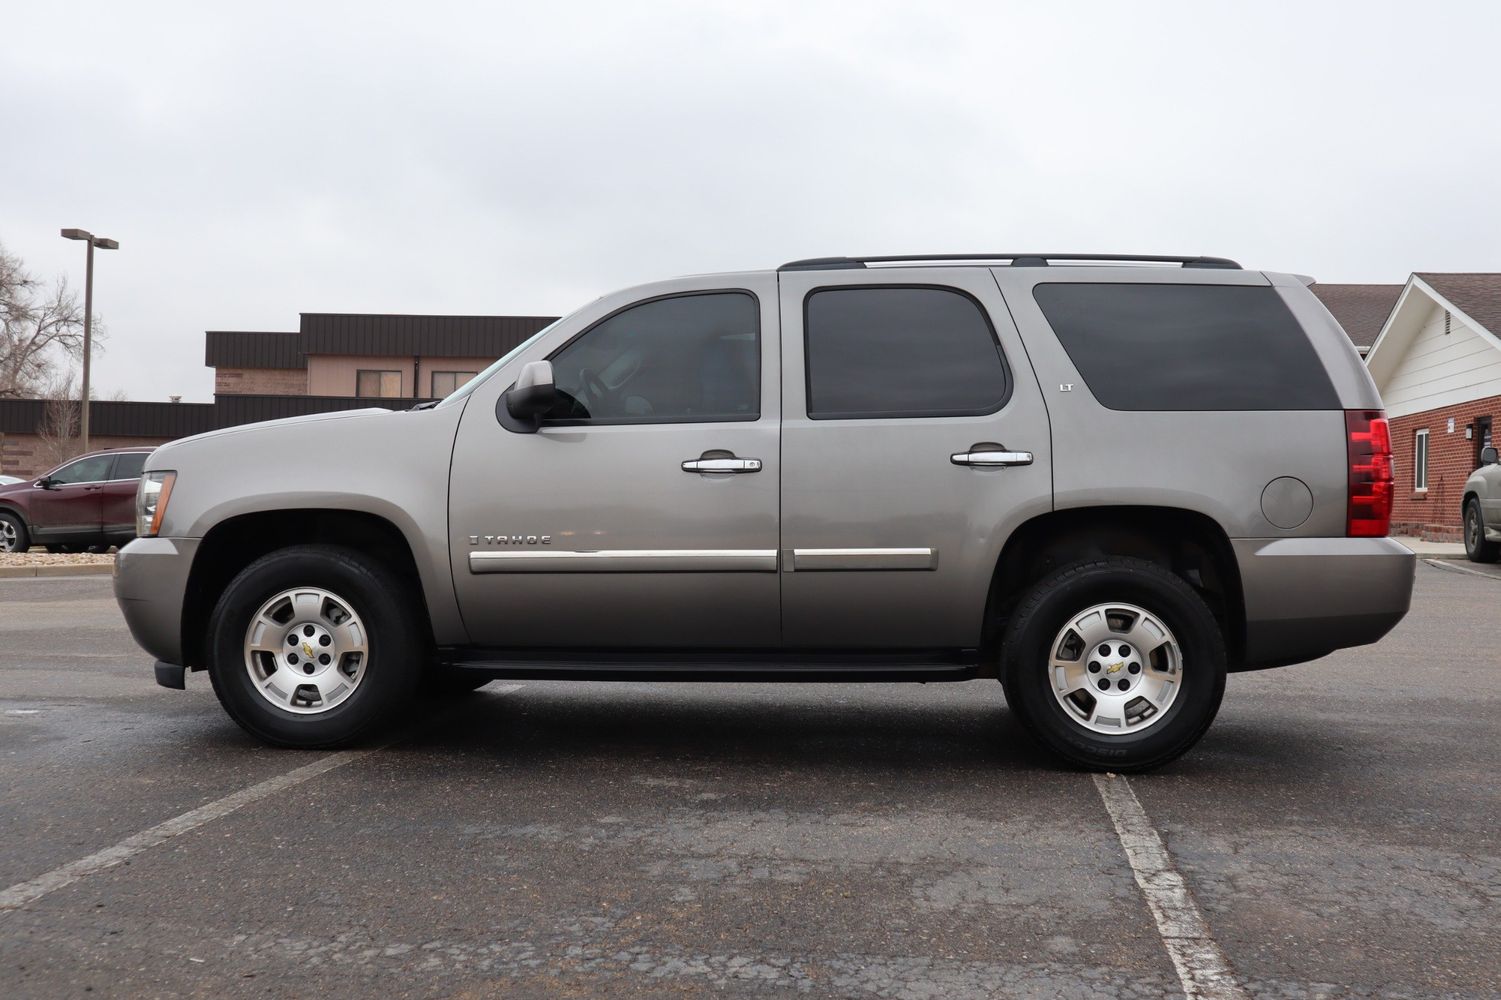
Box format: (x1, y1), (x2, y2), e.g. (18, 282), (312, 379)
(114, 536), (199, 668)
(1234, 536), (1416, 668)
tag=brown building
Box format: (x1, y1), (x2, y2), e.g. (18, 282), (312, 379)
(0, 312), (556, 479)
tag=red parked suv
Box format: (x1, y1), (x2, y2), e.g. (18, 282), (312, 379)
(0, 448), (153, 553)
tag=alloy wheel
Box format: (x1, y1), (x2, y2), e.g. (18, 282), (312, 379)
(243, 587), (369, 715)
(1046, 602), (1183, 735)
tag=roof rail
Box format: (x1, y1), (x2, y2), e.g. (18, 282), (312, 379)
(778, 253), (1243, 271)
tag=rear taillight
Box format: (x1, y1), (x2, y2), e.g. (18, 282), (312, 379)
(1346, 410), (1393, 537)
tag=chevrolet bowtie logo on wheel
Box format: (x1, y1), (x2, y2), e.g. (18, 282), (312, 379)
(1106, 662), (1125, 674)
(302, 642), (315, 659)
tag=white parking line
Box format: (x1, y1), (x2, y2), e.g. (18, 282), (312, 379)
(0, 683), (523, 913)
(1092, 773), (1248, 1000)
(1423, 557), (1501, 581)
(0, 750), (372, 911)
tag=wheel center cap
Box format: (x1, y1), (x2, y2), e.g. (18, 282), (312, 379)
(285, 624), (335, 675)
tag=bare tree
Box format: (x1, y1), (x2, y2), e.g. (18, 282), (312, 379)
(0, 241), (105, 398)
(34, 374), (83, 469)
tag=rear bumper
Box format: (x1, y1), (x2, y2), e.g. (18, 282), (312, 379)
(113, 536), (198, 668)
(1233, 536), (1415, 668)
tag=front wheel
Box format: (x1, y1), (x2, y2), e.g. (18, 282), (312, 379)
(0, 511), (28, 553)
(1000, 557), (1226, 772)
(206, 545), (426, 748)
(1464, 500), (1500, 563)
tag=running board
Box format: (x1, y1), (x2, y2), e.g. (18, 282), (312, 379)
(441, 648), (983, 682)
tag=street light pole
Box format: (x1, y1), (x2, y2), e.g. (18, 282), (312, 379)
(81, 238), (94, 451)
(60, 228), (118, 454)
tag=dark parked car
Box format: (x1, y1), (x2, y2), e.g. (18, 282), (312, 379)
(0, 448), (153, 553)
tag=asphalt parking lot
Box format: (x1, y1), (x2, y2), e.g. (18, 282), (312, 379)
(1, 563), (1498, 999)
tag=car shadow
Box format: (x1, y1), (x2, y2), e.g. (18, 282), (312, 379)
(394, 680), (1075, 775)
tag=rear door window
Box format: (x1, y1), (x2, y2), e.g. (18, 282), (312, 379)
(111, 452), (148, 480)
(1031, 283), (1339, 410)
(804, 286), (1010, 419)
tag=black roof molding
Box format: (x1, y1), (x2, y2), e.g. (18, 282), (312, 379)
(780, 253), (1242, 271)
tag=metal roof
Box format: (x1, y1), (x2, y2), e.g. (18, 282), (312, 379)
(204, 331), (306, 369)
(299, 313), (557, 359)
(0, 399), (216, 437)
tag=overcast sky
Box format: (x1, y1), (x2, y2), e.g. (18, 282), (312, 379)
(4, 0), (1499, 401)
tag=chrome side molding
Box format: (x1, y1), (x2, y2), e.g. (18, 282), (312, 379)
(470, 549), (779, 573)
(790, 547), (937, 571)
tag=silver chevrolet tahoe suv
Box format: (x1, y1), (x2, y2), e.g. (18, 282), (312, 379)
(115, 253), (1416, 771)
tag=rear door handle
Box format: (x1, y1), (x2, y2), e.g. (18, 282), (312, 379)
(682, 457), (762, 474)
(951, 447), (1034, 468)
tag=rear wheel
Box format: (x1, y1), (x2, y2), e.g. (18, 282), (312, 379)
(1000, 557), (1226, 772)
(1464, 499), (1500, 563)
(206, 545), (425, 748)
(0, 511), (28, 553)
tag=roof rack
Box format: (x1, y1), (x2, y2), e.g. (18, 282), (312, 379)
(778, 253), (1243, 271)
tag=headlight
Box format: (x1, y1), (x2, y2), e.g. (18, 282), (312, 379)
(136, 471), (176, 537)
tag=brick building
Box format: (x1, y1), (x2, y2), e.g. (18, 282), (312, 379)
(1363, 274), (1501, 541)
(0, 312), (555, 479)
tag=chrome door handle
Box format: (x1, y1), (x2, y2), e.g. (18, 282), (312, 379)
(682, 457), (763, 474)
(951, 448), (1034, 468)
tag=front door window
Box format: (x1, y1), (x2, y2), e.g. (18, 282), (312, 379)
(545, 292), (759, 425)
(48, 455), (112, 484)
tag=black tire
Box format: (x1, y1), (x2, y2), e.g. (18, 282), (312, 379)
(0, 510), (29, 553)
(206, 544), (426, 748)
(1464, 499), (1500, 563)
(1000, 557), (1227, 772)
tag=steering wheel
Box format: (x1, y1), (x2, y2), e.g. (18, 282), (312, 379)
(580, 368), (612, 409)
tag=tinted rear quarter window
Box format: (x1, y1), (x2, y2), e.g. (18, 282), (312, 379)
(1032, 283), (1338, 410)
(805, 286), (1010, 419)
(112, 452), (148, 479)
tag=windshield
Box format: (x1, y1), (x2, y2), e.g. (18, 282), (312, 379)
(433, 317), (563, 409)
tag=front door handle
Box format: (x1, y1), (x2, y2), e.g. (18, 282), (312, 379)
(951, 446), (1034, 468)
(682, 456), (762, 474)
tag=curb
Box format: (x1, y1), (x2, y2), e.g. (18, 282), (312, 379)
(0, 563), (114, 579)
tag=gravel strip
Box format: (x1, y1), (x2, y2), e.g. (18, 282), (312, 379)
(0, 550), (116, 568)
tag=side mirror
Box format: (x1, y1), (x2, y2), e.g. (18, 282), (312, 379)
(35, 477), (55, 490)
(501, 360), (559, 432)
(1483, 446), (1499, 466)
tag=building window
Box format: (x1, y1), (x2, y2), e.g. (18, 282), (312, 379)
(356, 370), (402, 397)
(431, 371), (478, 397)
(1414, 429), (1429, 491)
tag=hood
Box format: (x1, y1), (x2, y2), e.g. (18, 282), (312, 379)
(147, 406), (425, 469)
